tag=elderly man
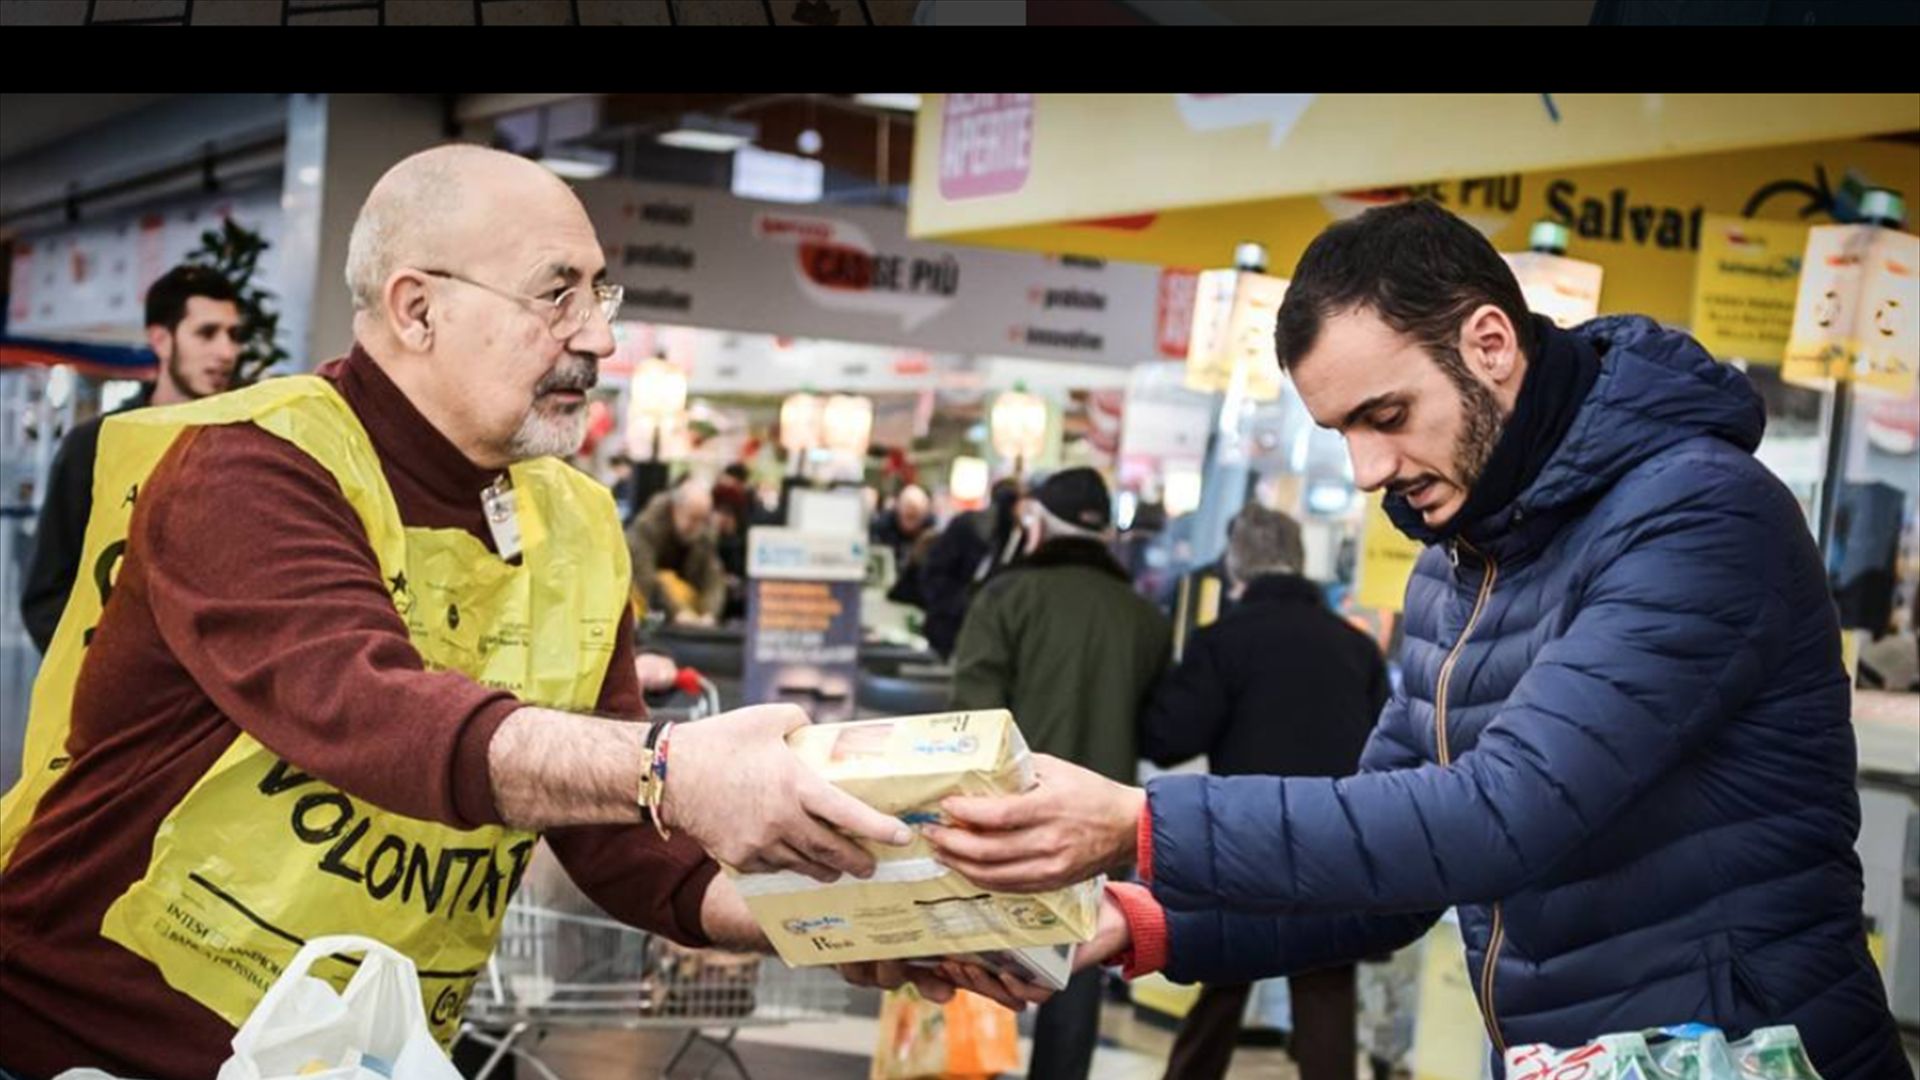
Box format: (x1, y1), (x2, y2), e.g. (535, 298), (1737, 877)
(871, 483), (934, 607)
(927, 201), (1904, 1079)
(871, 483), (933, 561)
(628, 479), (728, 626)
(0, 145), (1008, 1080)
(1137, 504), (1386, 1080)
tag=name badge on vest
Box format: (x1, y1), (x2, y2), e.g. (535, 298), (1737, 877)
(481, 475), (523, 563)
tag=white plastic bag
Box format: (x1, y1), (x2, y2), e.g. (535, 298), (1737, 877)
(214, 934), (463, 1080)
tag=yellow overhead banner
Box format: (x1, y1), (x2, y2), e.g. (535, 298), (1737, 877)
(1689, 215), (1813, 365)
(913, 137), (1920, 328)
(912, 94), (1920, 238)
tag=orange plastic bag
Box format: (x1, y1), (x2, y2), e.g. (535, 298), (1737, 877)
(943, 987), (1019, 1078)
(871, 986), (1019, 1080)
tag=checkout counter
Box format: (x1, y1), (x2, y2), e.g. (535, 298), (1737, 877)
(855, 645), (953, 717)
(639, 622), (952, 719)
(639, 522), (955, 720)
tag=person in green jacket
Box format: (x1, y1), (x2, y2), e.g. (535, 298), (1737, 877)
(949, 465), (1172, 1080)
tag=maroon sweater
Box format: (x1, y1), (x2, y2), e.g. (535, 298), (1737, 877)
(0, 347), (718, 1079)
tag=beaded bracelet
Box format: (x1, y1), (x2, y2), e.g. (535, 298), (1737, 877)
(641, 720), (676, 840)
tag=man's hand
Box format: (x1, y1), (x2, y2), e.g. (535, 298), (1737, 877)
(931, 961), (1059, 1012)
(836, 960), (959, 1004)
(634, 653), (680, 693)
(664, 704), (912, 882)
(836, 959), (1054, 1013)
(922, 754), (1145, 893)
(675, 611), (718, 628)
(699, 874), (771, 953)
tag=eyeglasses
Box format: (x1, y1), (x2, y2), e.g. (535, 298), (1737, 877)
(419, 268), (623, 340)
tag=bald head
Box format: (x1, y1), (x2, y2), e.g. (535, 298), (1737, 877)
(673, 480), (714, 513)
(896, 484), (932, 535)
(345, 144), (580, 318)
(672, 481), (714, 544)
(341, 143), (617, 473)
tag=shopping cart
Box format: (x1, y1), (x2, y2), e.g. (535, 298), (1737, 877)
(648, 666), (726, 722)
(455, 672), (854, 1080)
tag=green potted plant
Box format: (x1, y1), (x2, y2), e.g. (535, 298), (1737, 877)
(187, 217), (289, 386)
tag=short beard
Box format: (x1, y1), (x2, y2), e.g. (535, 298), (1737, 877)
(505, 402), (589, 462)
(503, 355), (597, 462)
(164, 342), (212, 402)
(1434, 344), (1504, 494)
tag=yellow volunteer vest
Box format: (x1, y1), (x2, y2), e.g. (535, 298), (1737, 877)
(0, 375), (630, 1042)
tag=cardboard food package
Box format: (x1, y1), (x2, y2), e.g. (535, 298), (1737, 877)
(727, 710), (1099, 988)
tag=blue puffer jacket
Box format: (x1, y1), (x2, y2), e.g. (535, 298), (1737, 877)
(1144, 316), (1906, 1079)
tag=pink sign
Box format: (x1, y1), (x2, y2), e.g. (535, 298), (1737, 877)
(1156, 269), (1199, 359)
(939, 94), (1034, 200)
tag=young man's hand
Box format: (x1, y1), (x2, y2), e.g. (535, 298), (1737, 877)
(922, 754), (1145, 892)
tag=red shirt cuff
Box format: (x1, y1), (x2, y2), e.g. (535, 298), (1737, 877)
(1137, 798), (1155, 885)
(1104, 881), (1168, 979)
(671, 856), (722, 948)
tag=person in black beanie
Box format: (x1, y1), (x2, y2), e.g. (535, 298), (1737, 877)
(948, 466), (1171, 1080)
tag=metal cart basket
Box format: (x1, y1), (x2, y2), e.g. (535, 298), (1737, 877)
(455, 676), (853, 1080)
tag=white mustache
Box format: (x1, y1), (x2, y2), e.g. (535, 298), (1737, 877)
(536, 360), (598, 396)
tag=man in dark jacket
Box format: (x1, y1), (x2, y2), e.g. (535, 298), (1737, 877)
(924, 201), (1906, 1079)
(1139, 503), (1386, 1080)
(950, 466), (1171, 1080)
(19, 265), (242, 653)
(918, 478), (1023, 657)
(871, 483), (934, 608)
(871, 483), (934, 564)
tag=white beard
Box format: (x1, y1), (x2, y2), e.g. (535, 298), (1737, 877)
(505, 399), (589, 462)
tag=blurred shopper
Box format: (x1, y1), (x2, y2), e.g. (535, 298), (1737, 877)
(711, 470), (753, 622)
(19, 265), (242, 653)
(872, 483), (934, 608)
(1115, 488), (1167, 597)
(871, 483), (933, 565)
(918, 477), (1024, 657)
(723, 462), (776, 525)
(1139, 504), (1387, 1080)
(889, 528), (940, 612)
(608, 454), (640, 522)
(627, 479), (728, 626)
(949, 467), (1171, 1080)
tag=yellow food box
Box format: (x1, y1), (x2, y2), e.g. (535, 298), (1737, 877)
(728, 710), (1100, 980)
